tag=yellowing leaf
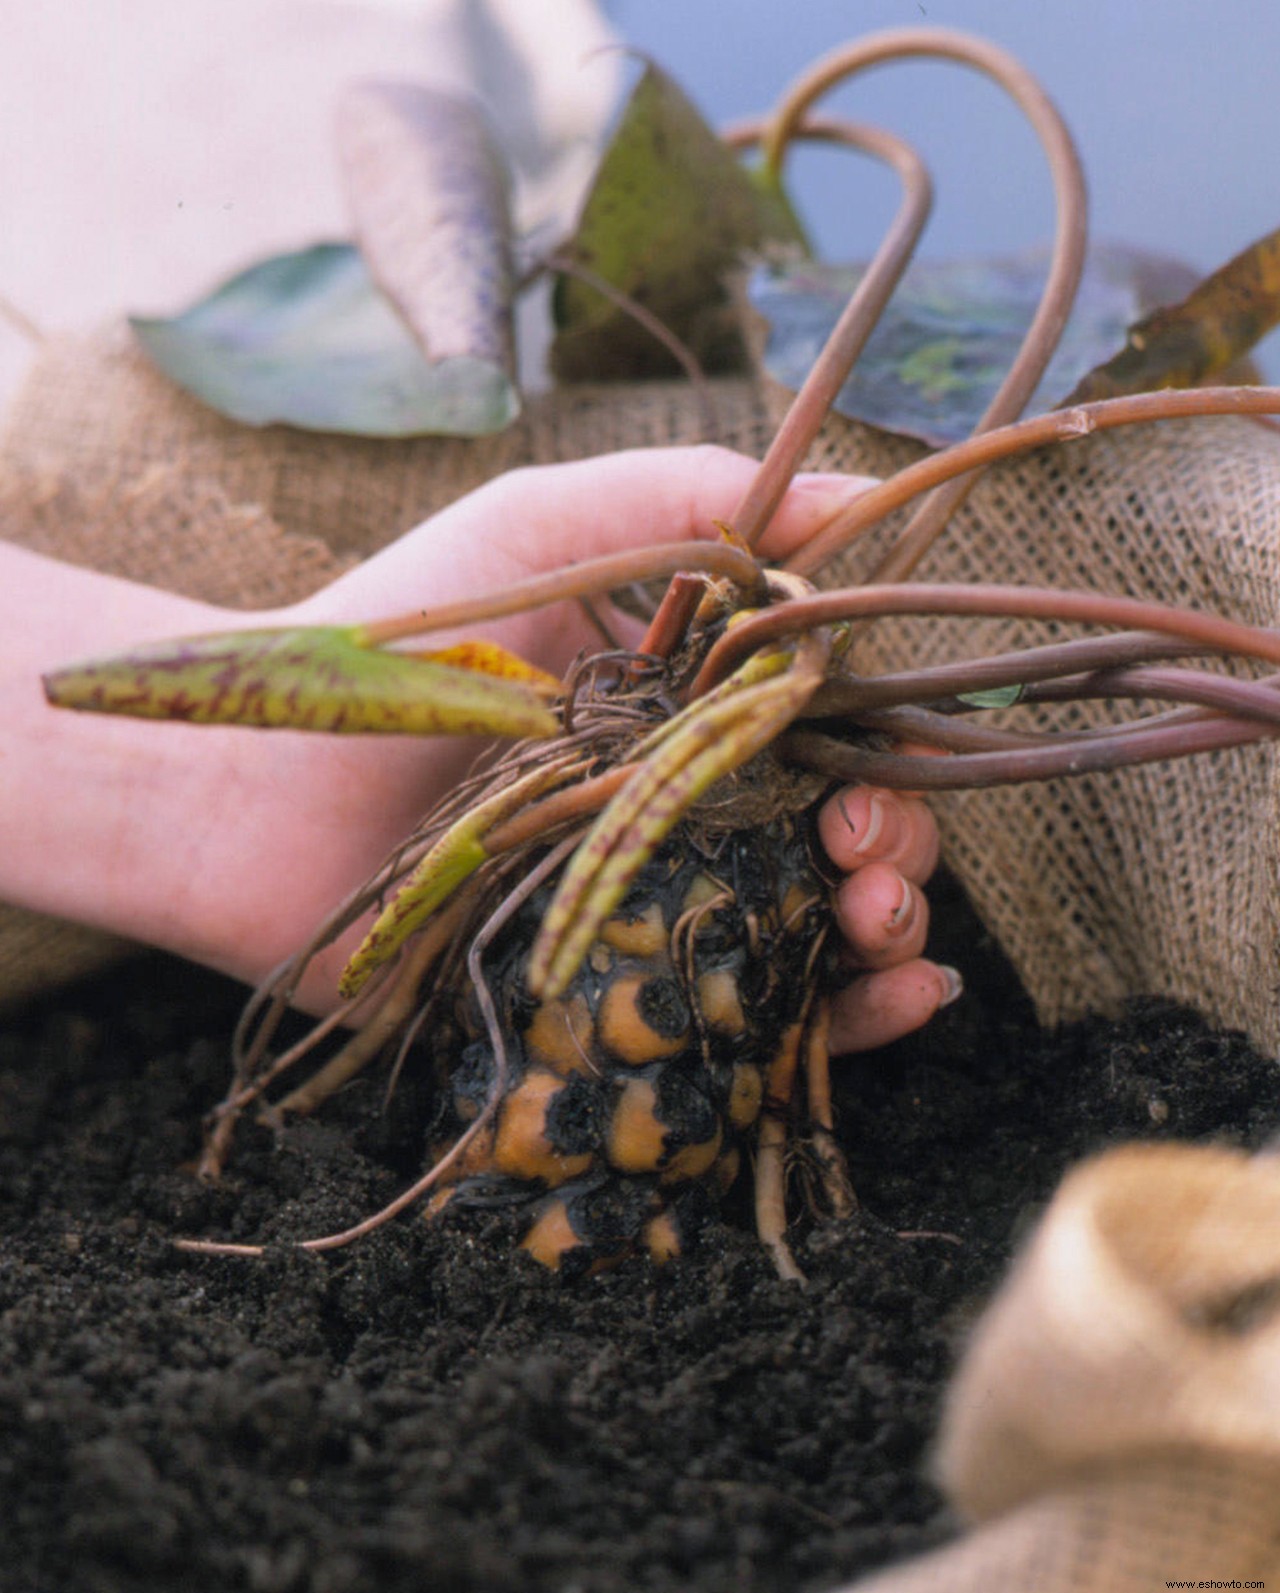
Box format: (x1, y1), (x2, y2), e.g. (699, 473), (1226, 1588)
(416, 640), (561, 694)
(1064, 225), (1280, 403)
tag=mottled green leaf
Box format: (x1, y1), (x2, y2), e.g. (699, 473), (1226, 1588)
(530, 647), (819, 999)
(44, 626), (558, 739)
(132, 243), (519, 437)
(750, 245), (1203, 446)
(340, 759), (580, 998)
(551, 64), (805, 382)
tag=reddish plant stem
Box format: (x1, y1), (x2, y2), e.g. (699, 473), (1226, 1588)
(761, 27), (1089, 586)
(807, 630), (1207, 714)
(784, 711), (1276, 789)
(731, 118), (933, 553)
(786, 385), (1280, 577)
(1020, 664), (1280, 724)
(483, 762), (638, 856)
(360, 540), (764, 648)
(642, 110), (933, 660)
(691, 577), (1280, 698)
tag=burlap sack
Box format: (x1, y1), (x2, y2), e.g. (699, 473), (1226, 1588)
(8, 322), (1280, 1053)
(783, 400), (1280, 1055)
(0, 323), (773, 1007)
(845, 1143), (1280, 1591)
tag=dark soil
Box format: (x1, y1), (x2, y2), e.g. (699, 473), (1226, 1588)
(2, 874), (1276, 1593)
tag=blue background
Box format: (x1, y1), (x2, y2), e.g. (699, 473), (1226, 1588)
(609, 0), (1280, 370)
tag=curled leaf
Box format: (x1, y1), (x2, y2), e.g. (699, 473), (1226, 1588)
(131, 243), (518, 437)
(1063, 224), (1280, 403)
(551, 63), (804, 382)
(44, 626), (559, 739)
(335, 81), (518, 386)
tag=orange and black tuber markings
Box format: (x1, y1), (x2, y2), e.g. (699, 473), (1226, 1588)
(426, 812), (834, 1275)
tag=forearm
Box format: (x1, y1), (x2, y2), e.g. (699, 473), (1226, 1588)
(1, 450), (887, 1013)
(0, 542), (438, 1000)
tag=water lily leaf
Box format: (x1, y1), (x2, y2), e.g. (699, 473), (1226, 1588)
(43, 626), (558, 739)
(1063, 224), (1280, 403)
(131, 243), (520, 437)
(334, 82), (516, 382)
(551, 63), (805, 382)
(750, 245), (1202, 446)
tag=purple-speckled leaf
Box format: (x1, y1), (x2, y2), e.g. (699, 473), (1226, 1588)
(43, 626), (558, 740)
(750, 245), (1202, 446)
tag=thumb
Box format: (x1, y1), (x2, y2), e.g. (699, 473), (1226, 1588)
(297, 446), (876, 667)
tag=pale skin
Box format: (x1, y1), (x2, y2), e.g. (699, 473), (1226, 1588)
(0, 445), (959, 1051)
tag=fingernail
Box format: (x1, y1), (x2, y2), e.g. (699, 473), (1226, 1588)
(793, 471), (881, 499)
(850, 793), (886, 857)
(936, 966), (964, 1007)
(887, 873), (914, 932)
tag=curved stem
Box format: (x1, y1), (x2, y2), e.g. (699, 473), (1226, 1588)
(807, 630), (1208, 715)
(843, 661), (1280, 748)
(761, 27), (1089, 583)
(784, 710), (1275, 788)
(785, 385), (1280, 576)
(1018, 663), (1280, 723)
(642, 110), (932, 659)
(730, 116), (933, 551)
(690, 577), (1280, 699)
(360, 538), (765, 647)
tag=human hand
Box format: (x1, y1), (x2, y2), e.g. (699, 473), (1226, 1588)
(287, 446), (958, 1041)
(8, 445), (957, 1048)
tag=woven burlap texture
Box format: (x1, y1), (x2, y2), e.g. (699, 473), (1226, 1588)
(7, 323), (1280, 1054)
(0, 324), (773, 1007)
(783, 397), (1280, 1056)
(845, 1143), (1280, 1591)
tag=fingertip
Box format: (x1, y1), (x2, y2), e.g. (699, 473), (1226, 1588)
(895, 796), (942, 884)
(828, 960), (962, 1054)
(834, 863), (930, 967)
